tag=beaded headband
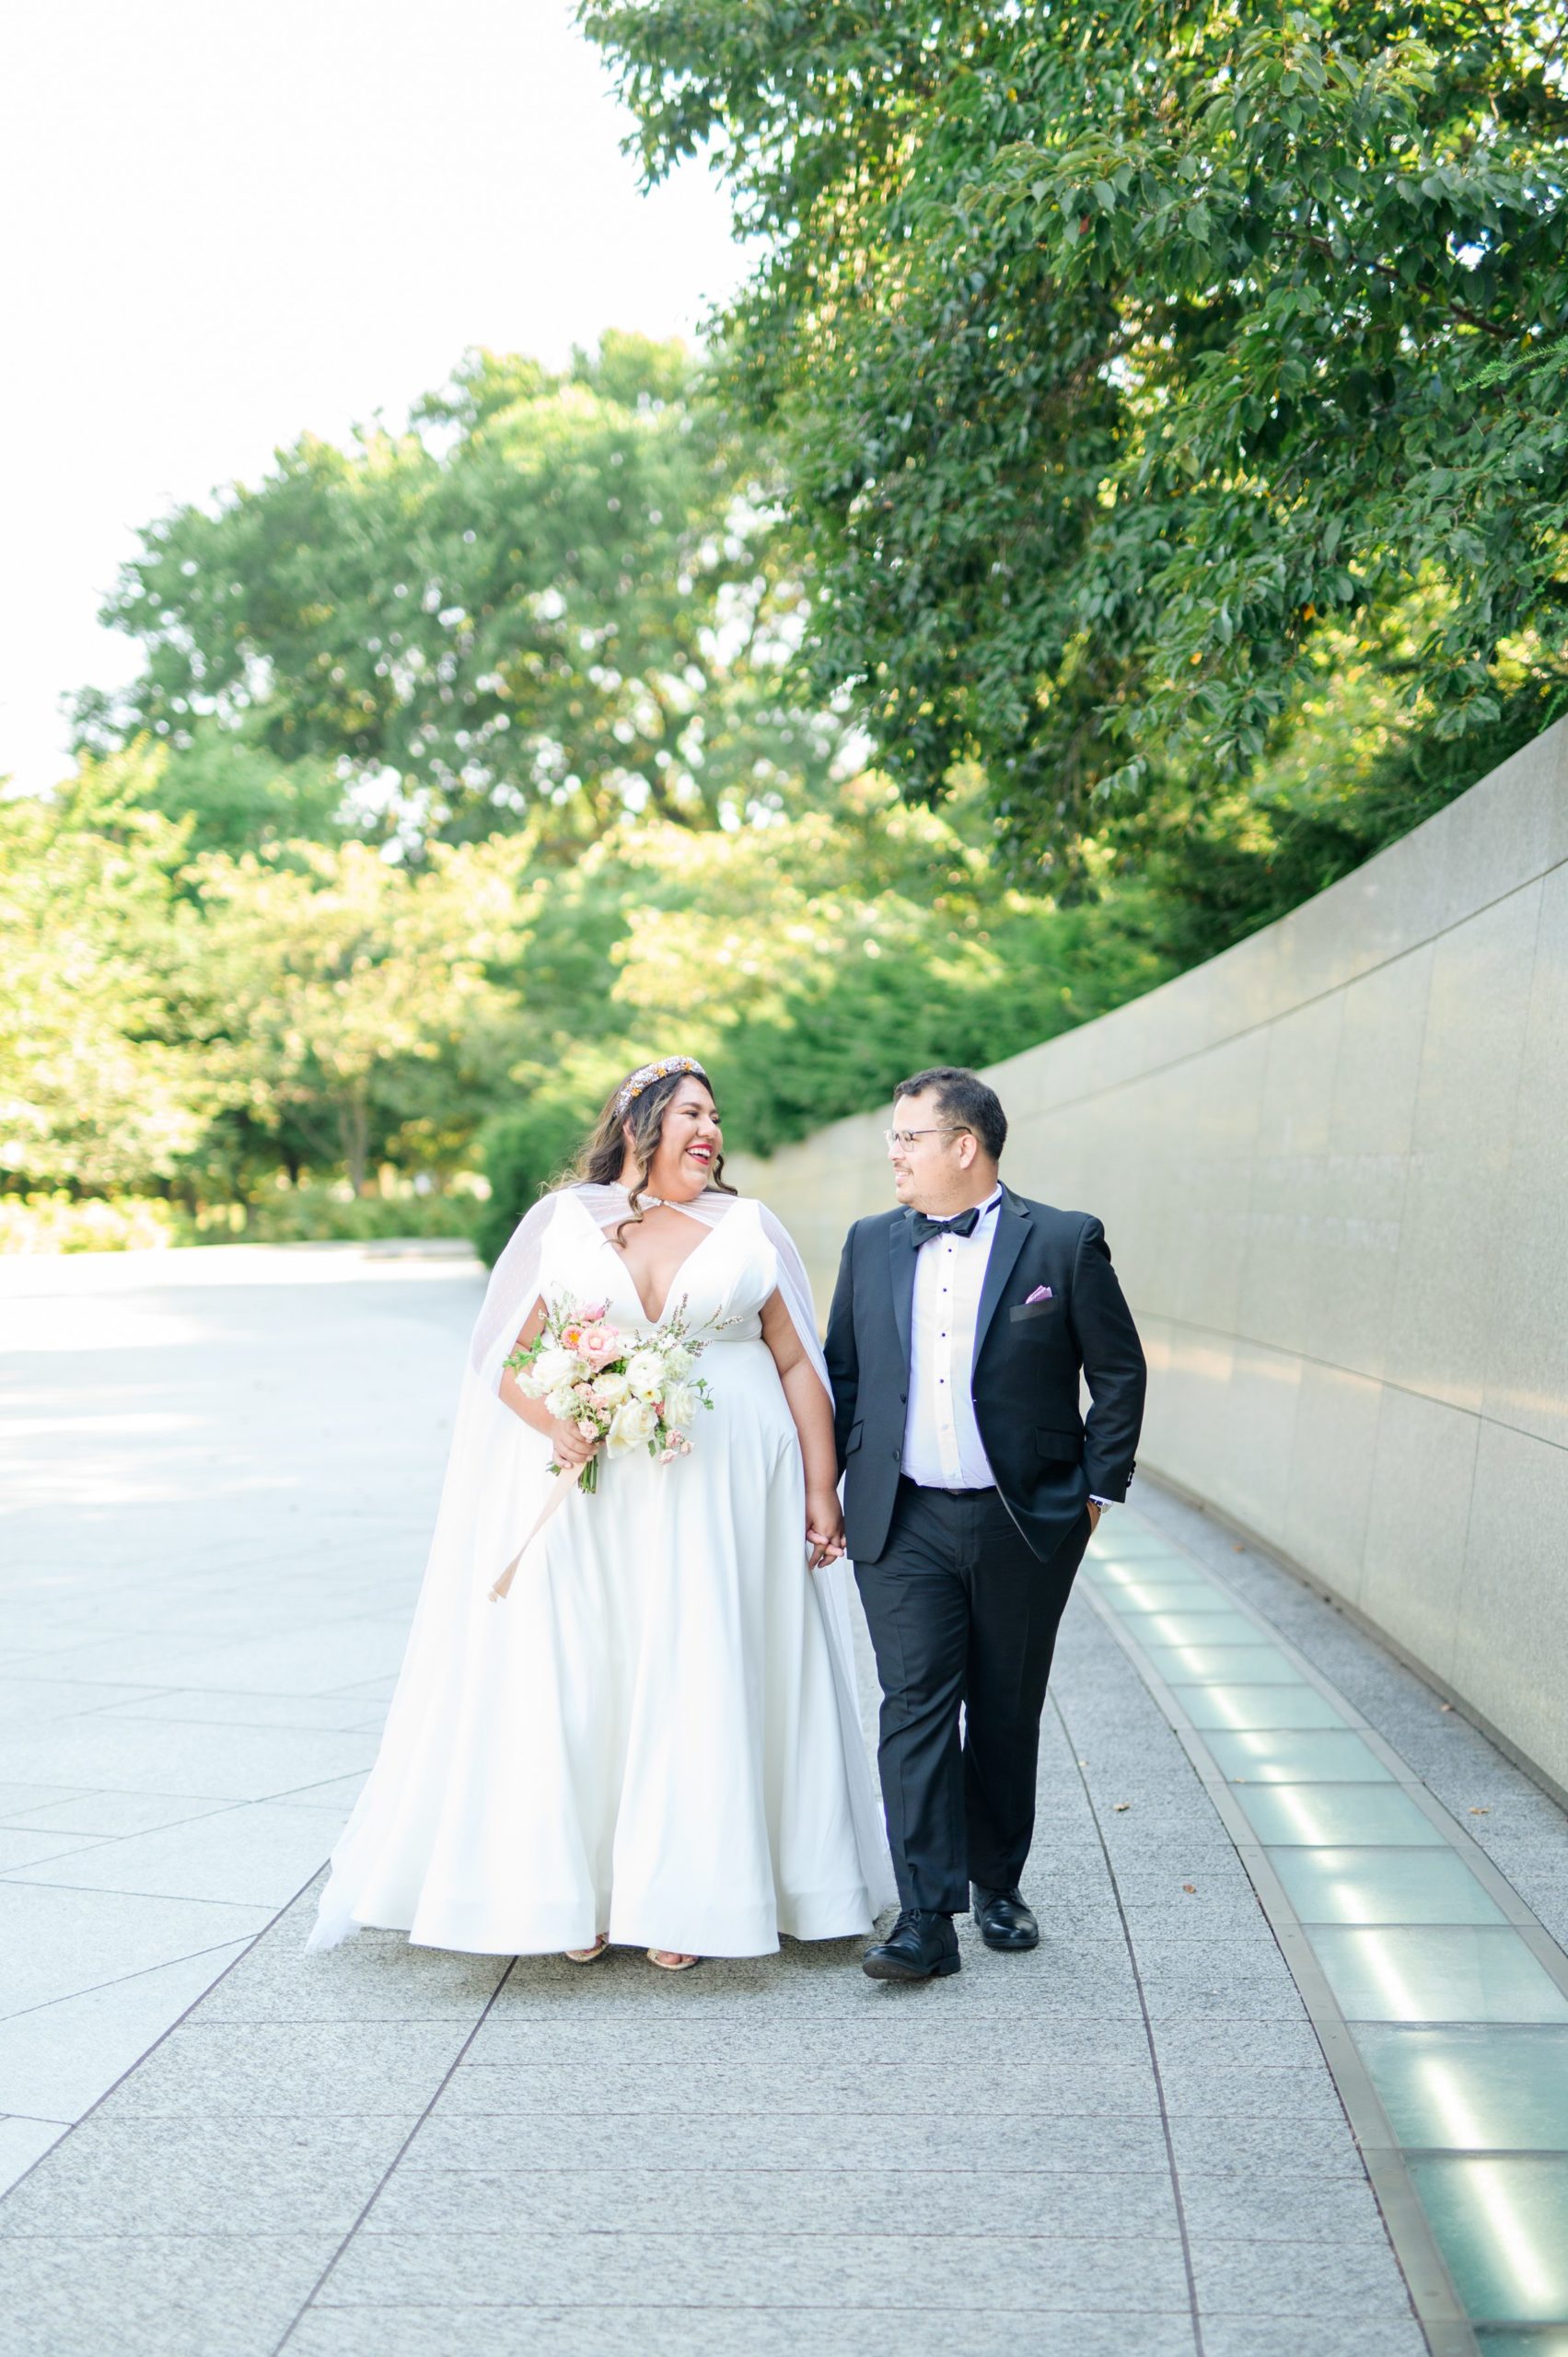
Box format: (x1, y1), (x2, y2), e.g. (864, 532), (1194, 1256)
(614, 1056), (710, 1119)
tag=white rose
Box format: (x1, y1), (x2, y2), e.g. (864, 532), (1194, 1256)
(546, 1383), (578, 1422)
(591, 1371), (631, 1407)
(660, 1343), (694, 1380)
(530, 1346), (578, 1394)
(624, 1351), (666, 1401)
(608, 1398), (658, 1454)
(662, 1381), (698, 1430)
(513, 1367), (548, 1399)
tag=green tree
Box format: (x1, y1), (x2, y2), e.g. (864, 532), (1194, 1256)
(476, 782), (1174, 1254)
(587, 0), (1568, 858)
(0, 756), (215, 1190)
(77, 334), (854, 848)
(180, 837), (523, 1195)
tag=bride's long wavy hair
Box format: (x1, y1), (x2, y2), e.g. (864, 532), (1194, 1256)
(572, 1062), (738, 1237)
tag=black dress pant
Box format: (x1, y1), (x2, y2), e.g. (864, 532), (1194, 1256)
(854, 1479), (1089, 1916)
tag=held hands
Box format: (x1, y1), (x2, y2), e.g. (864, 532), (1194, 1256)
(806, 1490), (847, 1572)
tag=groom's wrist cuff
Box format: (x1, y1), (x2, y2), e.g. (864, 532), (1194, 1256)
(1089, 1494), (1115, 1511)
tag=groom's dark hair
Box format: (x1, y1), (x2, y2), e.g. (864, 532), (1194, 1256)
(895, 1067), (1007, 1162)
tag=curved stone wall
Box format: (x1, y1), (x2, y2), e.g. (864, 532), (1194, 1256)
(731, 719), (1568, 1797)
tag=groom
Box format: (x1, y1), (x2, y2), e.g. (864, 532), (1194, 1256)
(826, 1067), (1146, 1981)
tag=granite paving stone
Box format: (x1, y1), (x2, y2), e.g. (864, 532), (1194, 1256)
(0, 2110), (425, 2237)
(0, 1717), (377, 1802)
(0, 1790), (236, 1839)
(6, 1799), (357, 1908)
(0, 1785), (91, 1818)
(1133, 1949), (1311, 2023)
(1154, 2061), (1351, 2120)
(0, 1829), (111, 1873)
(10, 1250), (1567, 2352)
(0, 2119), (67, 2200)
(108, 2019), (482, 2116)
(1145, 2017), (1325, 2072)
(1121, 1893), (1276, 1937)
(314, 2224), (1195, 2311)
(282, 2306), (1202, 2357)
(461, 2009), (1153, 2069)
(1190, 2233), (1416, 2318)
(360, 2162), (1181, 2238)
(0, 1941), (254, 2121)
(401, 2107), (1175, 2177)
(0, 2232), (342, 2357)
(198, 1931), (510, 2026)
(442, 2058), (1163, 2118)
(99, 1689), (400, 1734)
(1167, 2115), (1370, 2178)
(1177, 2171), (1388, 2242)
(1200, 2323), (1428, 2357)
(0, 1882), (273, 2015)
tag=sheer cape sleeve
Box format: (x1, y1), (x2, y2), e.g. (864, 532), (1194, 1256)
(469, 1189), (562, 1387)
(757, 1202), (835, 1408)
(306, 1192), (568, 1950)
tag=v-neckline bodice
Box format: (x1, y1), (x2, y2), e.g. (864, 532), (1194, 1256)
(589, 1204), (722, 1328)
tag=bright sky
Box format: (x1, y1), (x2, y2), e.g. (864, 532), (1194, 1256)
(0, 0), (745, 794)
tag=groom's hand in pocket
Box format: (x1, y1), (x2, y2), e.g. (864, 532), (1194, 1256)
(807, 1491), (846, 1570)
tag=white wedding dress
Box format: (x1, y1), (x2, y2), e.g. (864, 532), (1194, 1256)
(308, 1184), (893, 1957)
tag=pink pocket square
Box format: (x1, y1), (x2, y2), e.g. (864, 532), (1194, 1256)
(1026, 1284), (1053, 1304)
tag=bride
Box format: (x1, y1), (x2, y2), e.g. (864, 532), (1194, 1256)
(308, 1055), (892, 1967)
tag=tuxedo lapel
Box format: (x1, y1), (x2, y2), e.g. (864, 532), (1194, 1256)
(889, 1214), (917, 1372)
(971, 1189), (1030, 1374)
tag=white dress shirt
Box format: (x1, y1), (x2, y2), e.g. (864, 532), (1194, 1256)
(900, 1184), (1115, 1507)
(901, 1188), (1005, 1489)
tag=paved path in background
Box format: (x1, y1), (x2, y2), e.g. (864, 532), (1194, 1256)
(2, 1247), (1565, 2353)
(0, 1244), (478, 2188)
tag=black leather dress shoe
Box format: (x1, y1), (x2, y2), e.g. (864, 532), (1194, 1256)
(971, 1885), (1040, 1951)
(862, 1909), (961, 1981)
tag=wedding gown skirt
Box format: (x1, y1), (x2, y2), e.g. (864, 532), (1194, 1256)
(308, 1189), (889, 1957)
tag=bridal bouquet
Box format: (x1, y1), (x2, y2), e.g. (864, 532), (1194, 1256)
(504, 1295), (714, 1497)
(491, 1295), (718, 1602)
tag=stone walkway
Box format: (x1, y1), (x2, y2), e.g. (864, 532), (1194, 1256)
(2, 1247), (1564, 2353)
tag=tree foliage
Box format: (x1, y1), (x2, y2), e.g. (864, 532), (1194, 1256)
(76, 335), (853, 847)
(586, 0), (1568, 857)
(0, 758), (213, 1190)
(6, 741), (1170, 1248)
(473, 781), (1173, 1254)
(178, 837), (523, 1194)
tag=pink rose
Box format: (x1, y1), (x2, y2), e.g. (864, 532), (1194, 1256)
(578, 1300), (610, 1323)
(578, 1325), (623, 1369)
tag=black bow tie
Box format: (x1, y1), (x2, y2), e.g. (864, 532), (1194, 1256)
(911, 1205), (982, 1246)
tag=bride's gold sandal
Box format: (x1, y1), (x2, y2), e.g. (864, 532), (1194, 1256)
(645, 1948), (700, 1971)
(565, 1934), (610, 1964)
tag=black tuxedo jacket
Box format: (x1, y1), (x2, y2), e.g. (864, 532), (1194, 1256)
(824, 1187), (1147, 1564)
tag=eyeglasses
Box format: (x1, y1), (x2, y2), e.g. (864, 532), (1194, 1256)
(884, 1126), (971, 1149)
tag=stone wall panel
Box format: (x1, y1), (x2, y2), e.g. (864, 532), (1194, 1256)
(731, 718), (1568, 1796)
